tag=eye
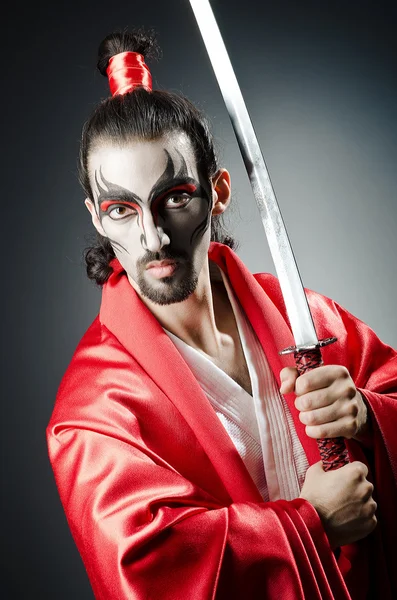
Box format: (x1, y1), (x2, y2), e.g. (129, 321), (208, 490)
(108, 205), (137, 220)
(164, 194), (192, 209)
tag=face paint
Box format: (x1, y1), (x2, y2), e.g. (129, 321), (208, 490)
(88, 133), (213, 305)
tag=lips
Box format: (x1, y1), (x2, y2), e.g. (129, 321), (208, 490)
(145, 259), (178, 279)
(146, 259), (177, 270)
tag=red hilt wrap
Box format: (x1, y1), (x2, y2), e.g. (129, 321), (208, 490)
(281, 338), (350, 471)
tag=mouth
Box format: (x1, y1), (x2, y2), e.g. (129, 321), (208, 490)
(146, 259), (178, 279)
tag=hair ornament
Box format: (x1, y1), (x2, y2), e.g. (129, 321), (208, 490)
(106, 51), (152, 96)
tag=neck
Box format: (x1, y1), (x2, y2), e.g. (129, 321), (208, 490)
(128, 259), (234, 358)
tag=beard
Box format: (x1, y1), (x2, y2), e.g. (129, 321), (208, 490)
(134, 249), (199, 305)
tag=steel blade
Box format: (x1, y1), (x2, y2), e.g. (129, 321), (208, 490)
(188, 0), (318, 346)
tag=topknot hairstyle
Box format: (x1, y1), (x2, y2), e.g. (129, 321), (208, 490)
(97, 29), (161, 76)
(80, 29), (237, 285)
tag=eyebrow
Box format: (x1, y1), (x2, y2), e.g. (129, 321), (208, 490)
(99, 181), (198, 214)
(148, 149), (190, 202)
(95, 168), (142, 211)
(94, 148), (205, 214)
(97, 177), (199, 209)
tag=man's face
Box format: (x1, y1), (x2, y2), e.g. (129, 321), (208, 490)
(88, 132), (213, 305)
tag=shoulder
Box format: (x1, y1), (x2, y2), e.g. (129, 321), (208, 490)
(253, 271), (342, 322)
(47, 316), (139, 435)
(58, 316), (133, 389)
(253, 271), (355, 348)
(253, 272), (285, 310)
(252, 271), (397, 374)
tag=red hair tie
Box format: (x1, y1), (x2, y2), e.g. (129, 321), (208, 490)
(106, 51), (152, 96)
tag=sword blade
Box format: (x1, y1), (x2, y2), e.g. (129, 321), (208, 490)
(188, 0), (318, 347)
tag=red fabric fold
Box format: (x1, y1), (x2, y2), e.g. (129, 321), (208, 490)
(47, 242), (397, 599)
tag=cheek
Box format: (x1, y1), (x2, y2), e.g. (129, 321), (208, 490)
(103, 218), (143, 254)
(162, 198), (210, 242)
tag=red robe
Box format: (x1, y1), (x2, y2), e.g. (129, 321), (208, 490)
(47, 242), (397, 599)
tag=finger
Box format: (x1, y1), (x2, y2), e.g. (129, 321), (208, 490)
(298, 400), (345, 426)
(280, 367), (299, 394)
(348, 461), (369, 479)
(304, 415), (358, 439)
(326, 374), (358, 403)
(361, 481), (375, 502)
(304, 460), (326, 476)
(294, 387), (338, 411)
(368, 499), (377, 517)
(295, 365), (351, 396)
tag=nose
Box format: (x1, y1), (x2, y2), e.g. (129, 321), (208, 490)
(141, 213), (170, 253)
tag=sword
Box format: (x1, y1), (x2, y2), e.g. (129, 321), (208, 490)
(188, 0), (349, 471)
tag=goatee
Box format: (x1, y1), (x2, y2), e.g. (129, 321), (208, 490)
(136, 250), (199, 305)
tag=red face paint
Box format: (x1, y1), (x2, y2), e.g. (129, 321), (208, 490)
(100, 200), (139, 213)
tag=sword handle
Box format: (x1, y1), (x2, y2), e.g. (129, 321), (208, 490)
(294, 343), (349, 471)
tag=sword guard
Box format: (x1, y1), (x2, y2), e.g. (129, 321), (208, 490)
(279, 337), (337, 355)
(279, 336), (349, 471)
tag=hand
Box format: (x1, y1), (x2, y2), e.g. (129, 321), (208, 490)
(280, 365), (369, 441)
(300, 460), (377, 548)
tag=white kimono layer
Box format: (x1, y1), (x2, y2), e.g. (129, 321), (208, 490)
(165, 264), (309, 502)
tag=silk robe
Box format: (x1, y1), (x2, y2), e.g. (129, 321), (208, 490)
(46, 242), (397, 599)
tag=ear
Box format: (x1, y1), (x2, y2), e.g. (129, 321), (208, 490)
(210, 168), (231, 216)
(84, 198), (107, 237)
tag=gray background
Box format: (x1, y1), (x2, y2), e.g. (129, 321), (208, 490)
(2, 0), (396, 597)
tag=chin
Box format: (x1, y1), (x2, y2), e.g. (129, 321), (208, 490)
(138, 268), (199, 306)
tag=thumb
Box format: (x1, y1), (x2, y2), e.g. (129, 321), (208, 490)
(306, 460), (326, 474)
(280, 367), (299, 394)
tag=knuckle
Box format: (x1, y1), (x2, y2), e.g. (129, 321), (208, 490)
(345, 421), (357, 437)
(360, 498), (377, 520)
(346, 401), (358, 417)
(352, 461), (368, 479)
(362, 518), (377, 537)
(338, 366), (350, 380)
(297, 379), (310, 396)
(346, 385), (357, 400)
(344, 417), (354, 431)
(369, 515), (378, 531)
(361, 503), (374, 520)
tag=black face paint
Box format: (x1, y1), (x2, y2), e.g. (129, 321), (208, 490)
(150, 150), (211, 246)
(107, 237), (129, 254)
(91, 144), (214, 305)
(95, 167), (142, 222)
(94, 149), (211, 253)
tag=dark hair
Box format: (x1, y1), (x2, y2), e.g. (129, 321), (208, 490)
(80, 29), (237, 286)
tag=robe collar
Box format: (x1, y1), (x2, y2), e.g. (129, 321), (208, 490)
(99, 243), (320, 503)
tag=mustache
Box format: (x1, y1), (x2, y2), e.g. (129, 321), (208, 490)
(137, 248), (190, 269)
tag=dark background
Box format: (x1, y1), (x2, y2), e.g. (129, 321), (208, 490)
(3, 0), (396, 597)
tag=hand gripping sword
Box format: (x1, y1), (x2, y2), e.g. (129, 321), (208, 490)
(188, 0), (349, 471)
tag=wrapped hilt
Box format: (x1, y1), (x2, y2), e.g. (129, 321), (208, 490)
(280, 338), (349, 471)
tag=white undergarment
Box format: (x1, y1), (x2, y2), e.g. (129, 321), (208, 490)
(164, 265), (309, 501)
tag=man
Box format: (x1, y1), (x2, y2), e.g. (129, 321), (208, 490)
(47, 30), (397, 599)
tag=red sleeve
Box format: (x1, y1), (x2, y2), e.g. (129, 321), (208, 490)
(312, 296), (397, 596)
(46, 422), (349, 600)
(254, 272), (397, 470)
(304, 289), (397, 475)
(255, 273), (397, 596)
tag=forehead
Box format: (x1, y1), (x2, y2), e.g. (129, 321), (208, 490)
(88, 131), (198, 201)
